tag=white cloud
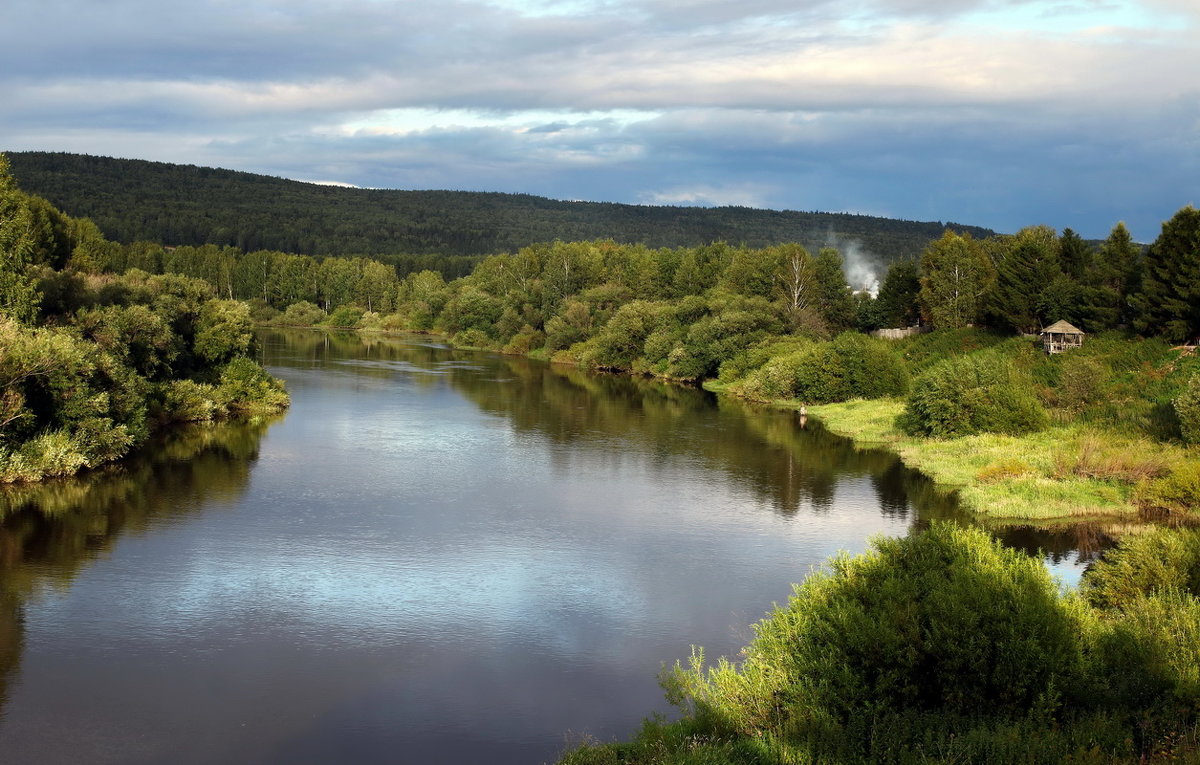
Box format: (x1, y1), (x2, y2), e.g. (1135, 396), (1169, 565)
(639, 184), (776, 208)
(0, 0), (1196, 240)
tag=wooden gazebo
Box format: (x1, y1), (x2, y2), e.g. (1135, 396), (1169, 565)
(1040, 320), (1085, 354)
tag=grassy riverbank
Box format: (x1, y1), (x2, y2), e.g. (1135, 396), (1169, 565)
(805, 399), (1192, 520)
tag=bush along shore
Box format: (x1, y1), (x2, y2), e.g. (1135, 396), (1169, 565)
(0, 158), (289, 483)
(558, 523), (1200, 764)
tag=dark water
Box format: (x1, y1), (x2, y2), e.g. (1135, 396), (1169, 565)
(0, 331), (1100, 764)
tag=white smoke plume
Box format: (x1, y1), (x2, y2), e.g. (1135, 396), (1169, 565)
(824, 232), (883, 298)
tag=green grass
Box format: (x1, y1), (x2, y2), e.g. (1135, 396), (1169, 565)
(805, 399), (1191, 520)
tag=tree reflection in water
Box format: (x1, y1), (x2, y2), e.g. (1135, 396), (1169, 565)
(0, 415), (281, 717)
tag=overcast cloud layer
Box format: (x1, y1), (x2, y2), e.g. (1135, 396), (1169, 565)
(2, 0), (1197, 240)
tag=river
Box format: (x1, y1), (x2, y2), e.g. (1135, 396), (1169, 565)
(0, 330), (1101, 764)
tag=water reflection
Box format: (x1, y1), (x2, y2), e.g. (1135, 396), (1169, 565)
(0, 331), (1128, 763)
(261, 329), (965, 523)
(263, 329), (1118, 560)
(0, 416), (280, 717)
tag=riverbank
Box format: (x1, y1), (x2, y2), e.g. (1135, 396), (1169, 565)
(305, 324), (1197, 522)
(708, 390), (1193, 521)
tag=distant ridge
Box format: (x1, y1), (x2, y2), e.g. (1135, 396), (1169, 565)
(7, 151), (995, 259)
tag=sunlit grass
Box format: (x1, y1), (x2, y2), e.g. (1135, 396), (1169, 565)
(807, 399), (1191, 520)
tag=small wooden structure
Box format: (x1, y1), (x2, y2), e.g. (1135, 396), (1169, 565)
(1040, 320), (1085, 354)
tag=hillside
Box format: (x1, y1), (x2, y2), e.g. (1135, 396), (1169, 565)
(7, 152), (995, 259)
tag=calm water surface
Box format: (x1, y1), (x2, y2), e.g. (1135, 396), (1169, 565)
(0, 330), (1101, 764)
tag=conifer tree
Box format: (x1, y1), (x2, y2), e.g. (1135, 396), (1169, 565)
(987, 225), (1062, 334)
(1131, 206), (1200, 343)
(876, 259), (921, 328)
(1093, 221), (1141, 326)
(814, 247), (855, 333)
(1058, 228), (1093, 281)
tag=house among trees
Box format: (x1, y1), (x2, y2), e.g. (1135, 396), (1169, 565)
(1040, 320), (1085, 354)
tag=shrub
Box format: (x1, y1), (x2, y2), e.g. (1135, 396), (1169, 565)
(154, 379), (219, 423)
(213, 357), (289, 414)
(1134, 462), (1200, 514)
(716, 336), (811, 384)
(1082, 528), (1200, 609)
(1055, 355), (1110, 415)
(584, 301), (666, 370)
(0, 428), (90, 482)
(450, 327), (493, 350)
(245, 298), (279, 324)
(664, 524), (1085, 757)
(736, 333), (908, 403)
(501, 325), (545, 355)
(193, 299), (254, 364)
(899, 352), (1049, 437)
(320, 304), (365, 328)
(1093, 590), (1200, 711)
(1176, 372), (1200, 444)
(276, 301), (326, 327)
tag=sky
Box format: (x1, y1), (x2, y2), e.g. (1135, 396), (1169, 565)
(1, 0), (1197, 241)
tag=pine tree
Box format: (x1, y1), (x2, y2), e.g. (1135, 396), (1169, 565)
(1131, 206), (1200, 343)
(1058, 228), (1093, 281)
(987, 225), (1063, 334)
(876, 259), (921, 328)
(814, 247), (855, 333)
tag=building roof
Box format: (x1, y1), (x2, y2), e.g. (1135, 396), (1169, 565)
(1041, 320), (1085, 335)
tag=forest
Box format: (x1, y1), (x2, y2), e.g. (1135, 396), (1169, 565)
(7, 151), (994, 262)
(0, 156), (289, 483)
(4, 151), (1200, 762)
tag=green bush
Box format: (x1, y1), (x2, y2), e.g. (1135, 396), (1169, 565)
(1082, 528), (1200, 609)
(275, 301), (326, 326)
(736, 333), (909, 403)
(1134, 462), (1200, 514)
(666, 303), (784, 381)
(154, 379), (219, 423)
(899, 352), (1049, 437)
(663, 524), (1085, 757)
(450, 327), (493, 350)
(716, 336), (812, 384)
(1176, 372), (1200, 444)
(194, 299), (254, 364)
(320, 304), (365, 328)
(1093, 590), (1200, 712)
(584, 301), (666, 369)
(213, 356), (290, 414)
(245, 298), (279, 324)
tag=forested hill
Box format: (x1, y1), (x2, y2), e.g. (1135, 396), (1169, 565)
(7, 152), (995, 259)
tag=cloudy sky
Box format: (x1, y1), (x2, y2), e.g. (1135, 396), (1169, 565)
(2, 0), (1197, 240)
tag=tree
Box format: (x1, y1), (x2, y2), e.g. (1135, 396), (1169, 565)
(813, 247), (855, 333)
(918, 231), (994, 329)
(0, 155), (40, 323)
(987, 225), (1063, 334)
(721, 245), (779, 299)
(1058, 228), (1093, 281)
(876, 259), (921, 328)
(1131, 206), (1200, 343)
(773, 243), (817, 324)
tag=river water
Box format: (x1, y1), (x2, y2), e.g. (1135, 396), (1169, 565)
(0, 330), (1101, 764)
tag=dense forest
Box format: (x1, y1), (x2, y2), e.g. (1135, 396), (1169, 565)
(0, 156), (289, 483)
(4, 150), (1200, 762)
(6, 152), (994, 262)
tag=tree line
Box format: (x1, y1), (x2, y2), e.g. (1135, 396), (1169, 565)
(7, 151), (995, 260)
